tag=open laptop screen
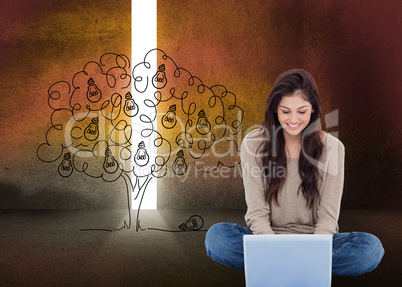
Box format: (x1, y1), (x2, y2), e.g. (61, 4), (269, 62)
(243, 234), (332, 287)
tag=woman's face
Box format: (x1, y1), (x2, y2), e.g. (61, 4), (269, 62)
(277, 91), (314, 138)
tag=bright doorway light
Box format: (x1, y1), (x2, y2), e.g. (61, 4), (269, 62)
(132, 0), (157, 209)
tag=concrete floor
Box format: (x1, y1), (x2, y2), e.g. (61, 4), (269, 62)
(0, 209), (401, 286)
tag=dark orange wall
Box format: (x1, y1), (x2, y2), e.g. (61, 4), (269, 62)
(158, 0), (401, 209)
(0, 0), (400, 209)
(0, 0), (131, 208)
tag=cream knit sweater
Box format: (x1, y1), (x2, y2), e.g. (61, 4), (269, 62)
(241, 129), (345, 235)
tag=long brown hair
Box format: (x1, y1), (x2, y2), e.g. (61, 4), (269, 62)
(259, 69), (323, 209)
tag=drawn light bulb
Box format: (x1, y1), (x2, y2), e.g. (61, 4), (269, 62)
(179, 215), (204, 231)
(152, 64), (167, 89)
(161, 104), (177, 129)
(84, 117), (99, 141)
(103, 148), (119, 174)
(123, 92), (139, 117)
(196, 109), (211, 135)
(172, 150), (187, 175)
(86, 77), (102, 103)
(58, 152), (73, 177)
(134, 141), (149, 166)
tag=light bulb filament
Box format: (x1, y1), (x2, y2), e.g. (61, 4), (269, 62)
(60, 163), (71, 171)
(164, 116), (174, 123)
(127, 101), (136, 111)
(155, 73), (165, 83)
(88, 89), (99, 98)
(137, 154), (147, 160)
(86, 128), (97, 135)
(175, 163), (185, 169)
(105, 161), (115, 168)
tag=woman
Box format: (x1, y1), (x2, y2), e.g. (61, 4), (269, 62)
(205, 69), (384, 276)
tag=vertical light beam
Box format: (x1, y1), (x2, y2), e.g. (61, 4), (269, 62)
(132, 0), (157, 209)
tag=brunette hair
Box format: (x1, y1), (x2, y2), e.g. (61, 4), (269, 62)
(259, 69), (323, 209)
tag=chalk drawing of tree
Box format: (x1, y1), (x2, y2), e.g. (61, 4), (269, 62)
(38, 49), (243, 232)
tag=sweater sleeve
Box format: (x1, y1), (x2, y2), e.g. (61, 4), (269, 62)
(314, 137), (345, 235)
(242, 131), (275, 234)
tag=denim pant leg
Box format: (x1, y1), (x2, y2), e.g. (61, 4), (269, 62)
(205, 222), (252, 270)
(332, 232), (385, 276)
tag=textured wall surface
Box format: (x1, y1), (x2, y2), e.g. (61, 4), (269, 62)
(0, 0), (131, 208)
(0, 0), (400, 210)
(157, 0), (401, 209)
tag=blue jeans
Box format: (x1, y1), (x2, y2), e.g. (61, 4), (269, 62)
(205, 223), (384, 276)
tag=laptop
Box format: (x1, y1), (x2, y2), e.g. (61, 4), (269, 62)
(243, 234), (332, 287)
